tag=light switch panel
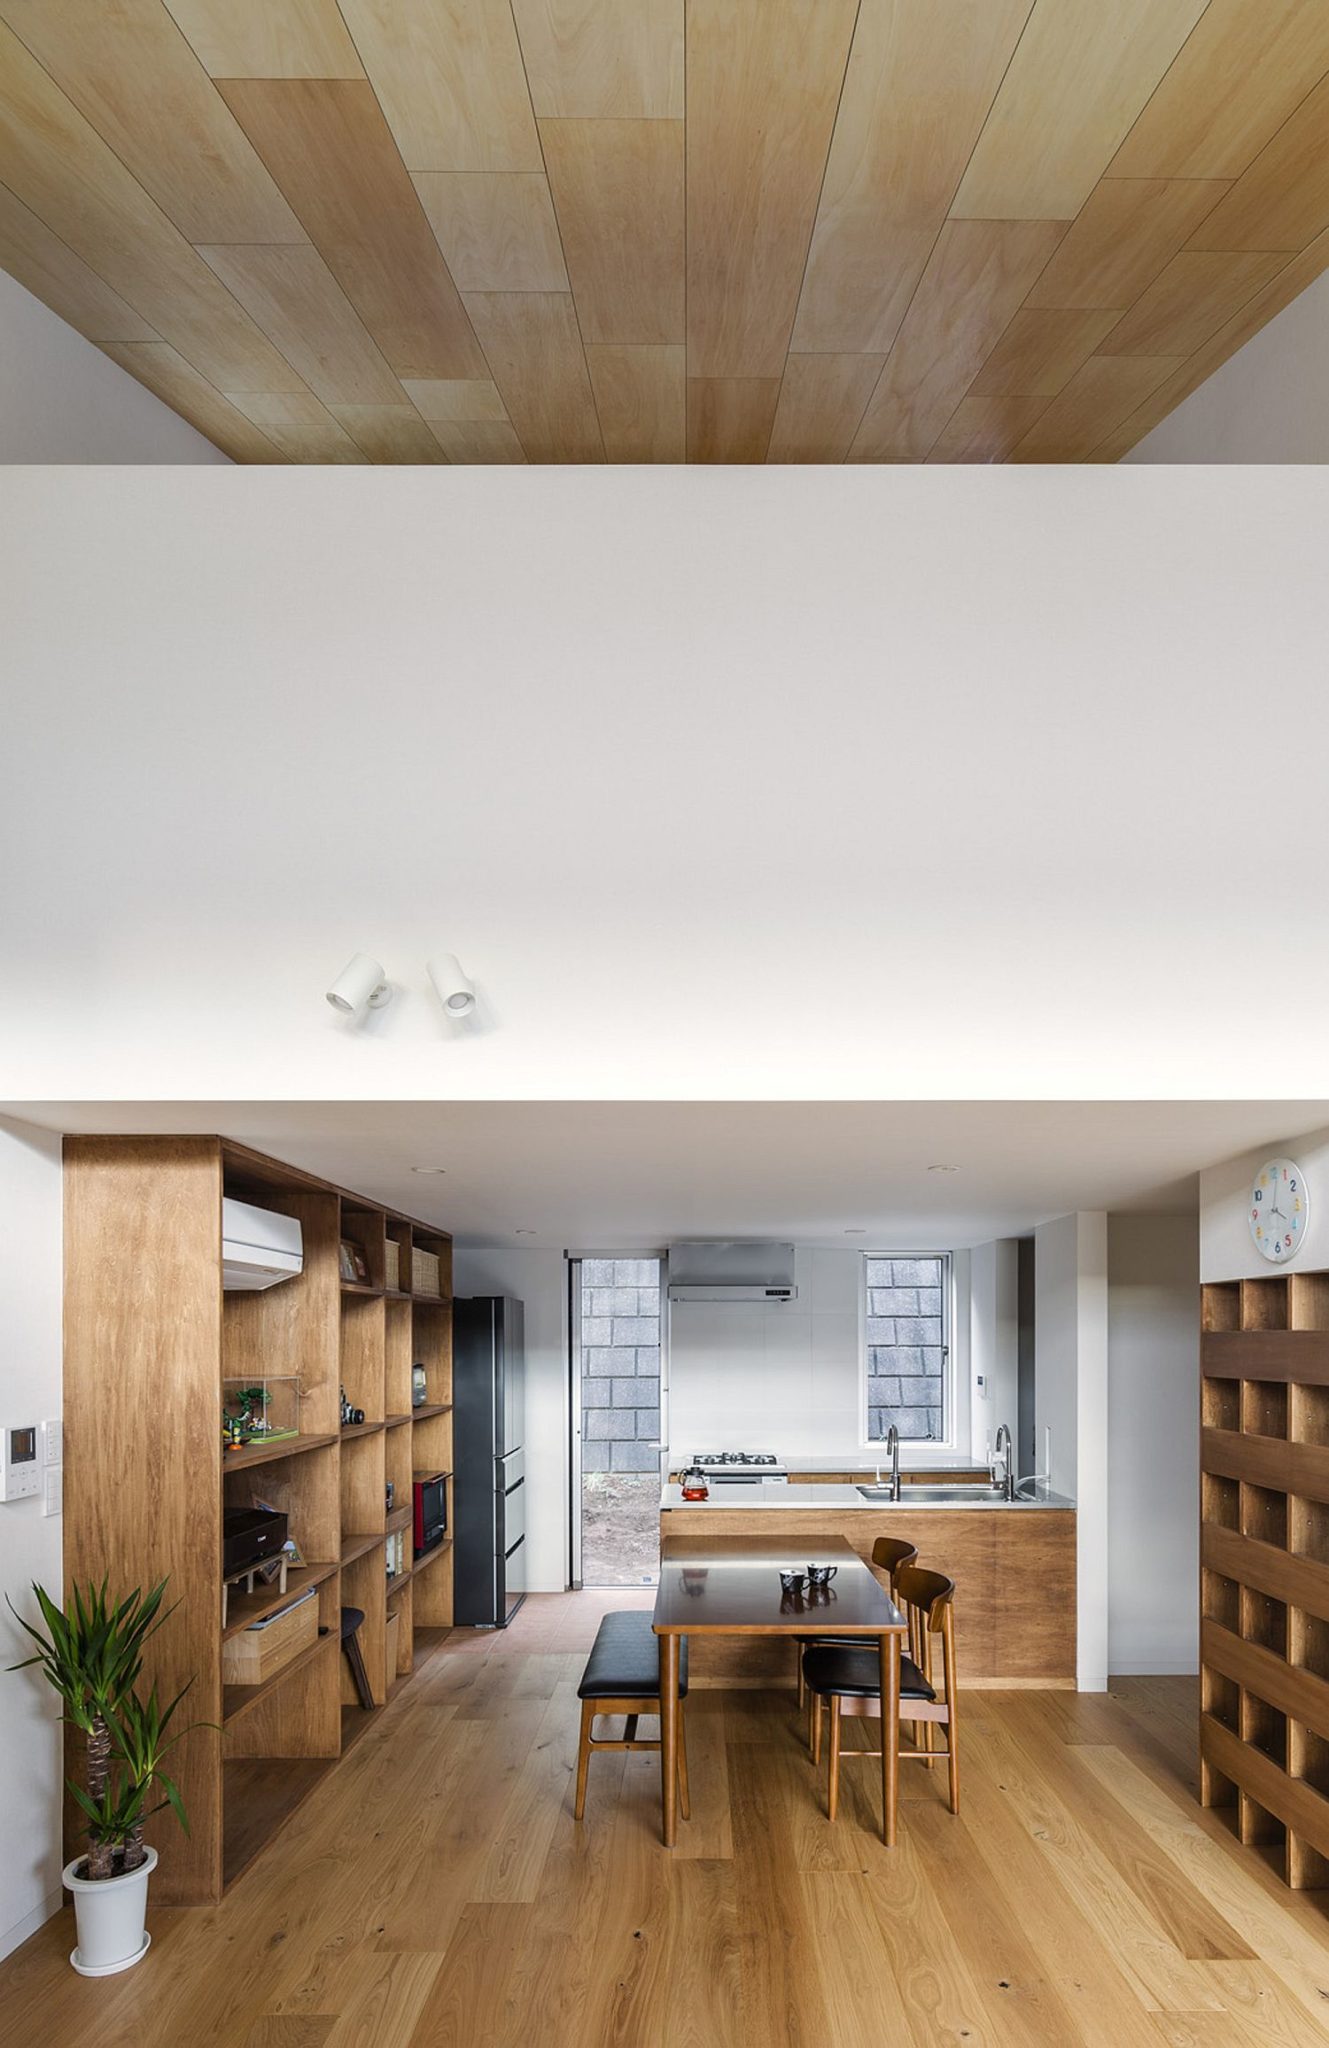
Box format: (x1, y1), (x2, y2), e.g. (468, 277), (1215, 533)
(43, 1418), (62, 1466)
(1, 1424), (41, 1501)
(43, 1468), (63, 1517)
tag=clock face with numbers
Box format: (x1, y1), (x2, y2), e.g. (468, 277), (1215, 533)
(1249, 1157), (1309, 1262)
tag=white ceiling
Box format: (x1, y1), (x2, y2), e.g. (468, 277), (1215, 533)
(6, 468), (1329, 1104)
(11, 1099), (1328, 1249)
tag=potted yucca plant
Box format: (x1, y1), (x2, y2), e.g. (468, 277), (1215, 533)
(8, 1578), (205, 1976)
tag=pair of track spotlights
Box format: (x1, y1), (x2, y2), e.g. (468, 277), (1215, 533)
(325, 952), (476, 1025)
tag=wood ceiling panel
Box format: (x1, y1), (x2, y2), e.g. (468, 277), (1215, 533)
(219, 80), (488, 381)
(402, 378), (509, 423)
(414, 174), (567, 292)
(541, 119), (683, 344)
(511, 0), (683, 119)
(0, 0), (305, 245)
(686, 0), (859, 379)
(1111, 0), (1329, 182)
(462, 290), (603, 460)
(161, 0), (364, 77)
(197, 245), (402, 407)
(686, 377), (780, 463)
(101, 341), (284, 461)
(1093, 223), (1329, 460)
(970, 308), (1124, 398)
(952, 0), (1208, 221)
(1100, 250), (1292, 360)
(766, 354), (884, 464)
(226, 389), (368, 463)
(5, 0), (1327, 463)
(925, 395), (1051, 464)
(329, 404), (448, 464)
(1026, 177), (1232, 310)
(0, 182), (157, 343)
(336, 0), (542, 173)
(1009, 353), (1180, 461)
(426, 420), (527, 462)
(1186, 74), (1329, 253)
(0, 26), (306, 393)
(849, 219), (1066, 461)
(791, 0), (1033, 356)
(585, 344), (685, 461)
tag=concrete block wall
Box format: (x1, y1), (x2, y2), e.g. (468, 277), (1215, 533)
(580, 1258), (661, 1472)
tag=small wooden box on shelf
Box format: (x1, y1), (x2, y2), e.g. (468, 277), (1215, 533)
(63, 1134), (457, 1905)
(1200, 1268), (1329, 1888)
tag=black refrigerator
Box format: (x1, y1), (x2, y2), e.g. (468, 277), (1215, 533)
(453, 1295), (527, 1627)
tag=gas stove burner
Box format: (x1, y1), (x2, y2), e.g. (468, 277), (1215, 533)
(694, 1450), (779, 1466)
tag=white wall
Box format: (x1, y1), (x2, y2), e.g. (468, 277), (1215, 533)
(1035, 1212), (1108, 1691)
(0, 270), (228, 465)
(1200, 1122), (1329, 1282)
(5, 465), (1329, 1101)
(969, 1238), (1018, 1463)
(1107, 1214), (1198, 1676)
(0, 1117), (64, 1961)
(452, 1246), (569, 1594)
(667, 1244), (975, 1464)
(1128, 268), (1329, 465)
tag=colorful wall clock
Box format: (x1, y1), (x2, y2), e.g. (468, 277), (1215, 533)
(1249, 1157), (1309, 1263)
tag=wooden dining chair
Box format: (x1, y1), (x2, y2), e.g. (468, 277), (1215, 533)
(801, 1536), (919, 1747)
(802, 1565), (959, 1830)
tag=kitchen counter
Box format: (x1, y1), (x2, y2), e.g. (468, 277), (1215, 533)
(659, 1489), (1077, 1687)
(661, 1483), (1074, 1511)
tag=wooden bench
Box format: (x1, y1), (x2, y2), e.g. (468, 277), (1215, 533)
(574, 1610), (690, 1822)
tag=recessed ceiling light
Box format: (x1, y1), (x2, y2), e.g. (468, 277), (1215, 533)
(844, 1228), (867, 1236)
(927, 1163), (959, 1174)
(515, 1228), (536, 1236)
(411, 1166), (447, 1175)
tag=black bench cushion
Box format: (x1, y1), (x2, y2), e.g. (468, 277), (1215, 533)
(802, 1643), (935, 1702)
(578, 1610), (688, 1701)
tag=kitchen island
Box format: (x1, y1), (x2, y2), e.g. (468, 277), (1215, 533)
(660, 1483), (1076, 1687)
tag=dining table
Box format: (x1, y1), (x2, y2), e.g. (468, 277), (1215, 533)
(652, 1533), (910, 1847)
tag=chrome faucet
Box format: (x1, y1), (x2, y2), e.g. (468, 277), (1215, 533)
(886, 1424), (901, 1502)
(994, 1422), (1016, 1501)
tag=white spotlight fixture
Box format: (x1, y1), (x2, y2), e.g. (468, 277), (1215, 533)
(325, 953), (392, 1020)
(427, 953), (476, 1019)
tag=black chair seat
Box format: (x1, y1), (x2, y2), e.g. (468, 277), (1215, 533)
(578, 1610), (688, 1701)
(340, 1605), (365, 1639)
(803, 1642), (935, 1702)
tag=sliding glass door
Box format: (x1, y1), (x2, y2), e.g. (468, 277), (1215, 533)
(568, 1254), (665, 1588)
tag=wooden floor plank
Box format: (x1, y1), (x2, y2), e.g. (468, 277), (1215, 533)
(4, 1623), (1327, 2048)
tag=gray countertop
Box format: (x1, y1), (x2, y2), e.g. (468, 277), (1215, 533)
(661, 1483), (1075, 1512)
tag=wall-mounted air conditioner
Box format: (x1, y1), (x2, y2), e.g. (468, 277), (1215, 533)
(222, 1197), (303, 1291)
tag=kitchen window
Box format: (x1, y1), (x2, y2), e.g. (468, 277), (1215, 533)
(863, 1253), (951, 1443)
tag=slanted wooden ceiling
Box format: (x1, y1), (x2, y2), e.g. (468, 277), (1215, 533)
(2, 1), (1328, 466)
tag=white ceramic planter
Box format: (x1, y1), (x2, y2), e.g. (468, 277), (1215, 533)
(62, 1844), (156, 1976)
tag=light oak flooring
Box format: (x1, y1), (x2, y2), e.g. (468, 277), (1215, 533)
(6, 1591), (1329, 2047)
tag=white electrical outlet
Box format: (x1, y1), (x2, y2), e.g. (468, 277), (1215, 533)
(43, 1418), (62, 1466)
(43, 1468), (63, 1517)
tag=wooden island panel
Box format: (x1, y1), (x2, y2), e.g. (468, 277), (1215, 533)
(658, 1506), (1075, 1687)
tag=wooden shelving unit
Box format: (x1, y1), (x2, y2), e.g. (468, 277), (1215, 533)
(63, 1135), (455, 1906)
(1200, 1270), (1329, 1888)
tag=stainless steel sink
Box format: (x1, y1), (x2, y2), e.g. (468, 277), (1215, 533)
(855, 1482), (1009, 1504)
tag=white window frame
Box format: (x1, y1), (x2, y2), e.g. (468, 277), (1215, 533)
(859, 1250), (957, 1451)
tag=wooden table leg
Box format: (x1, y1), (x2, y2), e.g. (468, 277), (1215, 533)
(879, 1630), (900, 1848)
(659, 1629), (680, 1848)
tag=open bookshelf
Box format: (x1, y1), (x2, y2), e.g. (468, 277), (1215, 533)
(63, 1135), (456, 1905)
(1200, 1270), (1329, 1889)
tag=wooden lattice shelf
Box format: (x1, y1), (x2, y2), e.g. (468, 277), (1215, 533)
(1200, 1271), (1329, 1889)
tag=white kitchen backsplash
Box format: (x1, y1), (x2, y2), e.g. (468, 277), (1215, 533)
(668, 1247), (974, 1458)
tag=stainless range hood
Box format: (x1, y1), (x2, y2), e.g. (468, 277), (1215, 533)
(667, 1241), (797, 1303)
